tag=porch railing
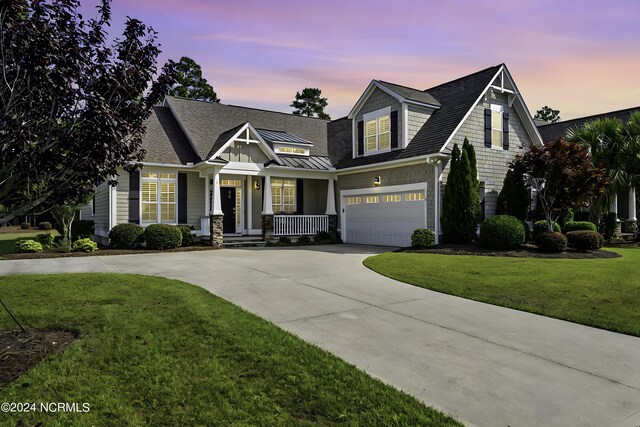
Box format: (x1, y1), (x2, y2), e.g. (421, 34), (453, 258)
(274, 215), (328, 236)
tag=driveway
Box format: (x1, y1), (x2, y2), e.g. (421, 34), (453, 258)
(1, 245), (640, 427)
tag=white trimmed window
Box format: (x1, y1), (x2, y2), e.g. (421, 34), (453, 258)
(383, 194), (401, 203)
(405, 192), (425, 201)
(141, 172), (177, 223)
(364, 196), (379, 204)
(275, 146), (307, 155)
(272, 178), (296, 214)
(491, 105), (503, 149)
(220, 179), (242, 187)
(347, 197), (362, 205)
(363, 107), (391, 154)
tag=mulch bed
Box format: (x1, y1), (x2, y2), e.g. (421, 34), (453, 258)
(400, 243), (622, 259)
(0, 329), (77, 390)
(4, 244), (219, 260)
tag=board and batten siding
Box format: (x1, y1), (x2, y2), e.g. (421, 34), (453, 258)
(441, 91), (533, 217)
(354, 87), (402, 150)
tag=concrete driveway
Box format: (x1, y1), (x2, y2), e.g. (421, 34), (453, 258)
(1, 245), (640, 427)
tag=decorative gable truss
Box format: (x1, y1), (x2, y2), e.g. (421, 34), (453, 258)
(208, 122), (281, 166)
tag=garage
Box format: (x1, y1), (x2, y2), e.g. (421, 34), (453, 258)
(343, 189), (427, 247)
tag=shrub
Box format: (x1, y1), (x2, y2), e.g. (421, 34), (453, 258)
(521, 221), (532, 242)
(496, 169), (529, 220)
(72, 238), (98, 252)
(297, 235), (311, 245)
(558, 207), (574, 229)
(71, 219), (95, 241)
(603, 212), (619, 239)
(441, 144), (478, 243)
(411, 228), (436, 248)
(14, 239), (43, 253)
(36, 233), (54, 249)
(276, 236), (292, 246)
(38, 221), (52, 230)
(314, 231), (331, 244)
(177, 225), (194, 247)
(109, 223), (145, 249)
(535, 232), (567, 253)
(479, 215), (525, 250)
(144, 224), (182, 250)
(20, 222), (30, 229)
(532, 220), (561, 239)
(563, 221), (597, 233)
(566, 230), (604, 251)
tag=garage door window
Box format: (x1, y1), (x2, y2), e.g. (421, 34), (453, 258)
(405, 192), (425, 201)
(383, 194), (401, 203)
(364, 196), (379, 204)
(347, 197), (361, 205)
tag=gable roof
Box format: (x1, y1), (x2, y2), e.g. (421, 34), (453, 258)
(376, 81), (441, 108)
(140, 106), (201, 165)
(164, 96), (329, 160)
(537, 106), (640, 143)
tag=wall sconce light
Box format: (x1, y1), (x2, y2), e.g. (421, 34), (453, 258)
(254, 180), (261, 190)
(374, 176), (381, 186)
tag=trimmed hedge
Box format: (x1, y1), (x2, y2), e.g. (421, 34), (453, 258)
(72, 219), (95, 241)
(109, 223), (144, 249)
(20, 222), (30, 229)
(563, 221), (597, 233)
(479, 215), (525, 250)
(411, 228), (436, 248)
(566, 230), (604, 251)
(72, 238), (98, 253)
(36, 233), (54, 249)
(15, 239), (43, 253)
(177, 225), (194, 247)
(535, 231), (567, 253)
(144, 224), (182, 250)
(38, 221), (52, 230)
(532, 220), (561, 239)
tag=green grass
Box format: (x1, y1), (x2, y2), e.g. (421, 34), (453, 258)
(0, 230), (58, 258)
(364, 248), (640, 337)
(0, 274), (460, 426)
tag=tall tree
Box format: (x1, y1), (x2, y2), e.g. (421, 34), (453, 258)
(534, 106), (561, 123)
(496, 166), (530, 220)
(513, 138), (608, 232)
(0, 0), (174, 224)
(462, 137), (481, 222)
(290, 88), (331, 119)
(167, 56), (219, 102)
(441, 144), (477, 243)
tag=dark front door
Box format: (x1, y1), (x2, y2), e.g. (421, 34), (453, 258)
(221, 187), (236, 233)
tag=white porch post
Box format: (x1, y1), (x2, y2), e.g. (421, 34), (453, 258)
(204, 175), (210, 215)
(212, 170), (223, 215)
(262, 175), (273, 215)
(612, 193), (619, 216)
(628, 187), (637, 221)
(325, 179), (337, 215)
(247, 176), (253, 232)
(433, 161), (441, 245)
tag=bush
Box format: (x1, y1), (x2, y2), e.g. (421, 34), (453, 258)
(14, 239), (43, 253)
(314, 231), (331, 244)
(479, 215), (525, 250)
(532, 220), (561, 239)
(71, 219), (95, 241)
(276, 236), (292, 246)
(566, 230), (604, 251)
(72, 238), (98, 253)
(20, 222), (30, 229)
(38, 221), (52, 230)
(177, 225), (194, 247)
(558, 207), (574, 229)
(603, 212), (619, 239)
(109, 223), (145, 249)
(297, 235), (311, 245)
(563, 221), (597, 233)
(535, 232), (567, 253)
(522, 221), (532, 242)
(144, 224), (182, 250)
(411, 228), (436, 248)
(36, 233), (54, 249)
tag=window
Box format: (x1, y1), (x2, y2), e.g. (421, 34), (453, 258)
(220, 179), (242, 187)
(405, 192), (425, 201)
(363, 107), (392, 154)
(491, 108), (503, 149)
(276, 146), (306, 155)
(272, 178), (296, 214)
(364, 196), (379, 204)
(347, 197), (361, 205)
(141, 172), (177, 223)
(383, 194), (401, 203)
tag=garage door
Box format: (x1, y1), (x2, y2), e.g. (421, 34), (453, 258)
(344, 191), (426, 247)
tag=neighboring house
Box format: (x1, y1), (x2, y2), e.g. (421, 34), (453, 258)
(537, 106), (640, 228)
(82, 63), (542, 247)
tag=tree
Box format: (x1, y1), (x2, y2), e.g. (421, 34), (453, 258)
(290, 88), (330, 119)
(534, 106), (561, 123)
(441, 144), (478, 243)
(496, 166), (530, 220)
(462, 137), (481, 222)
(513, 138), (608, 232)
(167, 56), (219, 102)
(0, 0), (174, 224)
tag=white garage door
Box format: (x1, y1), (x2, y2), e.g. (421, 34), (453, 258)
(344, 191), (426, 247)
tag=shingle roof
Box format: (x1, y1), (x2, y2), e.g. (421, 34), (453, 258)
(377, 81), (440, 107)
(164, 97), (328, 160)
(256, 129), (313, 145)
(277, 155), (333, 171)
(206, 123), (245, 159)
(140, 106), (201, 165)
(332, 64), (502, 169)
(537, 106), (640, 143)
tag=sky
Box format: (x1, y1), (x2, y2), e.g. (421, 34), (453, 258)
(80, 0), (640, 121)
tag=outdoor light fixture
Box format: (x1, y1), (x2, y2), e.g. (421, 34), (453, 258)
(374, 176), (381, 186)
(254, 181), (261, 190)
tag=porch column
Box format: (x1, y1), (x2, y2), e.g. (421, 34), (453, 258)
(612, 193), (618, 216)
(246, 176), (252, 233)
(209, 170), (223, 247)
(628, 187), (637, 221)
(433, 161), (441, 245)
(325, 178), (337, 215)
(261, 175), (274, 240)
(204, 176), (210, 215)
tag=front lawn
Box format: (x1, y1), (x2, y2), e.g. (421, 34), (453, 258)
(0, 274), (460, 426)
(364, 248), (640, 336)
(0, 231), (58, 259)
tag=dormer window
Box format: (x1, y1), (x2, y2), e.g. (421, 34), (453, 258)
(363, 107), (392, 155)
(273, 144), (309, 156)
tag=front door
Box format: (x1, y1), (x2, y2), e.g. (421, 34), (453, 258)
(221, 187), (236, 233)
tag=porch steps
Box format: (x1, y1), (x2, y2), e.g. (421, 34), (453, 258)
(222, 236), (266, 248)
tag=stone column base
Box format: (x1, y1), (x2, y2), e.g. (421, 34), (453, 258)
(209, 214), (224, 247)
(328, 215), (338, 235)
(262, 214), (274, 240)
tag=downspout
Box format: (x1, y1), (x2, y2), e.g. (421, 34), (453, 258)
(433, 161), (441, 244)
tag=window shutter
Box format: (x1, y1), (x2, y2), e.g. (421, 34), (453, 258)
(390, 110), (398, 149)
(502, 112), (509, 150)
(484, 108), (492, 148)
(128, 171), (140, 224)
(357, 120), (364, 156)
(296, 179), (304, 214)
(178, 173), (188, 224)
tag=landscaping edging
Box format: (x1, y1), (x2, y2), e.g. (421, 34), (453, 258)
(4, 245), (219, 260)
(401, 243), (621, 259)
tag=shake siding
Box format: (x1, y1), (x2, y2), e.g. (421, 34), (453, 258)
(355, 88), (402, 151)
(407, 105), (432, 143)
(441, 91), (533, 217)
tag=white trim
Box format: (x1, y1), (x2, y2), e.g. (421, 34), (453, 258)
(212, 171), (223, 215)
(109, 178), (117, 231)
(347, 80), (440, 120)
(247, 228), (262, 236)
(247, 176), (252, 233)
(136, 161), (204, 169)
(325, 179), (337, 215)
(221, 161), (263, 175)
(336, 154), (444, 175)
(262, 175), (273, 215)
(270, 140), (314, 147)
(433, 162), (441, 244)
(204, 176), (210, 216)
(209, 122), (280, 163)
(263, 166), (337, 180)
(363, 107), (392, 156)
(402, 103), (409, 148)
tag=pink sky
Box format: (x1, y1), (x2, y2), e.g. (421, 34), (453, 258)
(82, 0), (640, 120)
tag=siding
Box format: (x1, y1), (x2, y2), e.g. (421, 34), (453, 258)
(303, 179), (328, 215)
(187, 172), (205, 228)
(116, 172), (129, 224)
(407, 105), (432, 143)
(92, 181), (110, 240)
(220, 141), (269, 163)
(354, 87), (402, 152)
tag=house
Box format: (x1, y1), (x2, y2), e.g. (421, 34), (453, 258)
(537, 106), (640, 228)
(82, 63), (542, 247)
